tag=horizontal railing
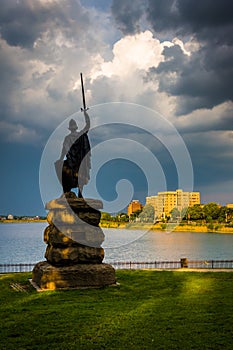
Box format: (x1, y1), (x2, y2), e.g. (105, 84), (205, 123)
(0, 259), (233, 273)
(111, 259), (233, 269)
(0, 263), (36, 273)
(187, 260), (233, 269)
(112, 261), (181, 269)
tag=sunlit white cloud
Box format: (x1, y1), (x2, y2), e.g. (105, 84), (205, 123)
(174, 101), (233, 133)
(91, 30), (164, 79)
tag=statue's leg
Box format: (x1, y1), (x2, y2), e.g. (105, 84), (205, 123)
(77, 175), (84, 198)
(61, 162), (73, 193)
(78, 186), (83, 198)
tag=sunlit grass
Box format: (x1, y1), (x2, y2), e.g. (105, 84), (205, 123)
(0, 270), (232, 349)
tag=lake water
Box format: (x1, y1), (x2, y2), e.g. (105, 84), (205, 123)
(0, 223), (232, 264)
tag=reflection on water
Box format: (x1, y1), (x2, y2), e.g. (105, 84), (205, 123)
(0, 224), (232, 264)
(0, 223), (45, 264)
(103, 228), (233, 262)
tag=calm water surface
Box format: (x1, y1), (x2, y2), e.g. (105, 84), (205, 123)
(0, 223), (232, 264)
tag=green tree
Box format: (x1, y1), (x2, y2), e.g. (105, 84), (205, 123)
(181, 207), (188, 220)
(218, 206), (228, 223)
(170, 207), (180, 221)
(227, 208), (233, 222)
(129, 209), (142, 221)
(187, 204), (204, 220)
(101, 212), (112, 221)
(203, 202), (220, 222)
(139, 205), (155, 222)
(218, 206), (233, 223)
(116, 213), (129, 222)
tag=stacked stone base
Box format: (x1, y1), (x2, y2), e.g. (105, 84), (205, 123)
(32, 261), (116, 290)
(32, 192), (116, 290)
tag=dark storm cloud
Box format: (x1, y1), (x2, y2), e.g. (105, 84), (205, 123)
(151, 44), (233, 115)
(0, 0), (90, 49)
(147, 0), (233, 42)
(111, 0), (233, 46)
(111, 0), (146, 34)
(148, 0), (233, 114)
(112, 0), (233, 114)
(177, 0), (233, 44)
(183, 131), (233, 190)
(0, 0), (54, 48)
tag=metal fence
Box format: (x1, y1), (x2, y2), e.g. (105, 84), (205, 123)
(1, 259), (233, 273)
(111, 261), (181, 269)
(111, 259), (233, 269)
(187, 260), (233, 269)
(0, 263), (36, 273)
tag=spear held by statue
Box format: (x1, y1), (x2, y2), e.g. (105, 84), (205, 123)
(80, 72), (88, 112)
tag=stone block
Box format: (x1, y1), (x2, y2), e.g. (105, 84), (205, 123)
(44, 224), (105, 247)
(45, 244), (104, 265)
(32, 261), (116, 290)
(45, 194), (103, 211)
(47, 208), (101, 227)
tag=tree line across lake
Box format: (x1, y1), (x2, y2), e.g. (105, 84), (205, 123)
(101, 202), (233, 226)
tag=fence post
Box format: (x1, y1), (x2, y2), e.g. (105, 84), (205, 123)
(181, 258), (188, 268)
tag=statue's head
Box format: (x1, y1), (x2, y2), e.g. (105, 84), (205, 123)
(68, 119), (78, 131)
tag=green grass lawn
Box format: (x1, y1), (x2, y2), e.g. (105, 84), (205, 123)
(0, 270), (232, 350)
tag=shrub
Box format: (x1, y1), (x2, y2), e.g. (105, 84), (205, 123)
(160, 223), (166, 230)
(207, 223), (214, 230)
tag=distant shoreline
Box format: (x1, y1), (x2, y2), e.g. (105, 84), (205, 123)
(1, 219), (233, 234)
(100, 221), (233, 234)
(0, 219), (47, 224)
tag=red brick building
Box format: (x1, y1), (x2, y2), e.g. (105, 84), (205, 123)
(127, 200), (143, 216)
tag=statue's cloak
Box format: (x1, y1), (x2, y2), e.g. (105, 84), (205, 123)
(55, 132), (91, 192)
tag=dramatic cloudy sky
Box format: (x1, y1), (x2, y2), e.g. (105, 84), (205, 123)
(0, 0), (233, 215)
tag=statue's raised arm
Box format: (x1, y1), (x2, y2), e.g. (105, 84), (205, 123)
(81, 110), (90, 134)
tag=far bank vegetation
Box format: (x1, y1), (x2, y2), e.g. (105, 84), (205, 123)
(100, 202), (233, 233)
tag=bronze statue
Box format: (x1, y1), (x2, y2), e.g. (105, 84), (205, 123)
(55, 74), (91, 197)
(32, 73), (116, 290)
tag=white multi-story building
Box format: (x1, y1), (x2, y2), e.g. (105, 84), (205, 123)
(146, 189), (200, 218)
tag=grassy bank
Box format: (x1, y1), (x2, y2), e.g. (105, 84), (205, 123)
(0, 219), (47, 224)
(1, 270), (233, 349)
(100, 221), (233, 233)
